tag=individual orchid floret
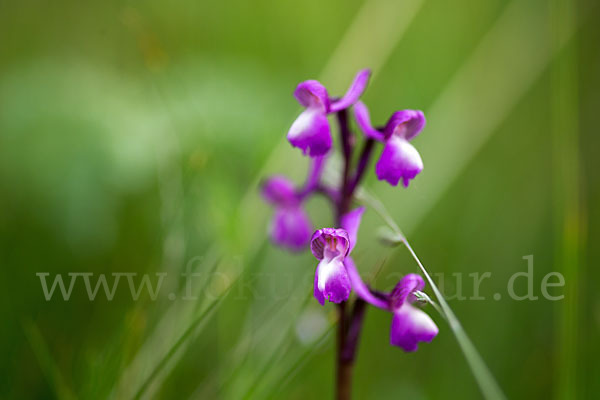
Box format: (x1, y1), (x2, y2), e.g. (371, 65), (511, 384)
(261, 176), (312, 251)
(262, 175), (297, 206)
(310, 207), (365, 305)
(287, 69), (371, 157)
(354, 101), (425, 187)
(311, 228), (351, 305)
(345, 258), (438, 352)
(388, 274), (438, 351)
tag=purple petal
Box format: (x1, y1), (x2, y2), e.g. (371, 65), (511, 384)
(389, 273), (425, 309)
(314, 258), (351, 305)
(383, 110), (425, 141)
(390, 304), (438, 352)
(353, 101), (384, 141)
(344, 257), (389, 309)
(375, 136), (423, 187)
(340, 207), (365, 254)
(287, 108), (332, 157)
(261, 176), (298, 206)
(269, 207), (312, 251)
(310, 228), (349, 260)
(294, 80), (330, 112)
(330, 69), (371, 113)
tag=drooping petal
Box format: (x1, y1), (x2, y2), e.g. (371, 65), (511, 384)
(261, 175), (298, 206)
(314, 257), (351, 305)
(389, 273), (425, 310)
(330, 69), (371, 113)
(310, 228), (349, 260)
(287, 108), (332, 157)
(269, 207), (312, 251)
(375, 135), (423, 187)
(294, 80), (330, 112)
(390, 304), (438, 352)
(383, 110), (426, 141)
(344, 257), (389, 309)
(340, 207), (365, 254)
(353, 101), (385, 141)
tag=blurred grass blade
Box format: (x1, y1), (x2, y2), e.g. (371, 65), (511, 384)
(550, 0), (581, 398)
(113, 251), (223, 398)
(320, 0), (425, 84)
(133, 293), (227, 400)
(262, 325), (335, 399)
(357, 189), (506, 400)
(22, 320), (77, 400)
(239, 293), (314, 399)
(241, 333), (292, 400)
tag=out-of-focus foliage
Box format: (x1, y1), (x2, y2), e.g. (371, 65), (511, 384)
(1, 0), (599, 399)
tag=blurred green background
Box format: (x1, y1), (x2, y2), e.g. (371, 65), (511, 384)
(1, 0), (599, 398)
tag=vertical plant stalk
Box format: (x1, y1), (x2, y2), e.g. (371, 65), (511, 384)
(336, 302), (352, 400)
(337, 108), (353, 222)
(335, 107), (353, 400)
(333, 108), (376, 400)
(348, 138), (375, 195)
(341, 299), (367, 363)
(550, 0), (581, 398)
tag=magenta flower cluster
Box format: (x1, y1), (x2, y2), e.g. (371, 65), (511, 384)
(261, 69), (437, 353)
(287, 69), (425, 186)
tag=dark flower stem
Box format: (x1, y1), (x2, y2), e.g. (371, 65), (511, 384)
(333, 108), (375, 400)
(335, 108), (353, 400)
(348, 138), (375, 195)
(336, 108), (353, 222)
(342, 298), (367, 363)
(336, 302), (352, 400)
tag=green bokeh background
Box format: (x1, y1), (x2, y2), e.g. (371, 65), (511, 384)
(1, 0), (598, 398)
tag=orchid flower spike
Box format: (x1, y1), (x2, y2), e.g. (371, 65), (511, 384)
(287, 69), (371, 157)
(261, 175), (312, 251)
(354, 101), (426, 187)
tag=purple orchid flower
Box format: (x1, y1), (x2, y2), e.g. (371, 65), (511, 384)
(346, 256), (439, 352)
(287, 69), (371, 157)
(262, 175), (312, 251)
(354, 100), (426, 187)
(310, 207), (365, 305)
(311, 228), (351, 305)
(388, 273), (439, 351)
(262, 156), (328, 251)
